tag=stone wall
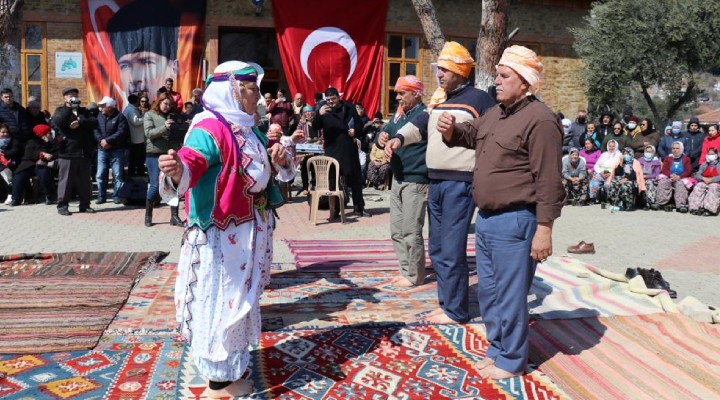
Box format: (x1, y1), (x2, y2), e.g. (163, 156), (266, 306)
(24, 0), (589, 113)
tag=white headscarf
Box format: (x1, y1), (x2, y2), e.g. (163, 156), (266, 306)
(671, 140), (685, 158)
(190, 60), (264, 130)
(596, 139), (622, 171)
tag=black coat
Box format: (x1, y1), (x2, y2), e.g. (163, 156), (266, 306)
(52, 106), (97, 159)
(313, 101), (363, 174)
(16, 133), (59, 173)
(0, 101), (32, 143)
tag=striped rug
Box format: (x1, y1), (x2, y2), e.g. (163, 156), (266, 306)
(531, 257), (672, 319)
(529, 313), (720, 400)
(285, 237), (475, 271)
(0, 251), (167, 354)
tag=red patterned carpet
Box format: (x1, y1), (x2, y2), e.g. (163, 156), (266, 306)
(0, 252), (167, 353)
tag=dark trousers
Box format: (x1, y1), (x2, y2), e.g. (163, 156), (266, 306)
(57, 158), (92, 209)
(427, 179), (475, 322)
(12, 166), (55, 202)
(128, 142), (146, 176)
(475, 206), (537, 374)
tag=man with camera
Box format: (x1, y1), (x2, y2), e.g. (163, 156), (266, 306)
(52, 87), (98, 215)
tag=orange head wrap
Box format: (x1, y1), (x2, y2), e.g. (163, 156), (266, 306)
(427, 42), (475, 111)
(394, 75), (424, 95)
(497, 45), (543, 92)
(436, 41), (474, 78)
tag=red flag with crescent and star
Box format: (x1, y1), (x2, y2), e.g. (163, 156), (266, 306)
(272, 0), (388, 116)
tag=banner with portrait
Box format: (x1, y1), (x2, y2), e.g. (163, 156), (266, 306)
(81, 0), (206, 108)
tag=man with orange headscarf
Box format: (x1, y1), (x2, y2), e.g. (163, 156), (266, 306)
(438, 45), (565, 380)
(376, 75), (428, 287)
(385, 42), (495, 323)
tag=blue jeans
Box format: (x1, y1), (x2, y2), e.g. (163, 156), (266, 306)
(475, 206), (538, 374)
(146, 156), (160, 201)
(96, 148), (125, 200)
(427, 179), (475, 323)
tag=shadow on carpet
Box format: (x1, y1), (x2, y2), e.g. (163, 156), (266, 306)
(0, 251), (167, 354)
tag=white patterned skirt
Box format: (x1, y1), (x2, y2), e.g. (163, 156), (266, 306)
(175, 209), (273, 381)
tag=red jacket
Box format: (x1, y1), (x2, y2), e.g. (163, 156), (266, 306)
(661, 155), (692, 178)
(699, 134), (720, 165)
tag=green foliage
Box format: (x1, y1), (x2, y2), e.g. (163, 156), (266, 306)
(572, 0), (720, 121)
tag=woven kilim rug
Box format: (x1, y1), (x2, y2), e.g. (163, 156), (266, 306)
(285, 238), (476, 271)
(0, 333), (185, 399)
(529, 313), (720, 400)
(108, 264), (178, 333)
(0, 251), (167, 354)
(239, 324), (567, 400)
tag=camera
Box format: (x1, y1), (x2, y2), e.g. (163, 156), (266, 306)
(70, 97), (81, 106)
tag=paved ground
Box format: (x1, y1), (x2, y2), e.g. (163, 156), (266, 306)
(1, 184), (718, 306)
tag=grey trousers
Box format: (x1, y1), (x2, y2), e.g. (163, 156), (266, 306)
(389, 179), (428, 285)
(57, 158), (92, 209)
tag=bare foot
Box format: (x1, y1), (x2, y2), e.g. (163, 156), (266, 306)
(205, 379), (254, 399)
(423, 311), (457, 324)
(473, 358), (495, 374)
(426, 307), (444, 317)
(392, 276), (417, 287)
(478, 365), (522, 380)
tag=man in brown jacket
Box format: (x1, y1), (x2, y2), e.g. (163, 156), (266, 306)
(437, 45), (565, 380)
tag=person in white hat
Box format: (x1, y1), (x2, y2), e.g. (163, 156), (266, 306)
(94, 96), (129, 204)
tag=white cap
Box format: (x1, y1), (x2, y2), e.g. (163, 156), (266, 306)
(98, 96), (116, 108)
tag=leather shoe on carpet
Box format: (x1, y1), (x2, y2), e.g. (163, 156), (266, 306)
(567, 241), (595, 254)
(625, 267), (639, 280)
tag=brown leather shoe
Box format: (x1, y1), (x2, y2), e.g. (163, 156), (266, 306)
(567, 241), (595, 254)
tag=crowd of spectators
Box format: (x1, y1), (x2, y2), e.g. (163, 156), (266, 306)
(561, 109), (719, 216)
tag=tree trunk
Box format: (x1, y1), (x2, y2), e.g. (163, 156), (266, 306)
(665, 80), (695, 123)
(640, 84), (662, 128)
(475, 0), (508, 91)
(0, 0), (23, 98)
(411, 0), (445, 57)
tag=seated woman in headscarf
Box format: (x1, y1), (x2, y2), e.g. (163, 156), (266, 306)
(688, 147), (720, 216)
(607, 147), (645, 211)
(366, 140), (391, 189)
(589, 139), (621, 203)
(158, 61), (295, 398)
(561, 147), (588, 205)
(639, 144), (662, 210)
(579, 138), (601, 178)
(656, 140), (693, 213)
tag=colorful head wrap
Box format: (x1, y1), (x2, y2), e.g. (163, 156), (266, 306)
(436, 42), (474, 78)
(394, 75), (424, 95)
(195, 61), (265, 128)
(497, 45), (543, 92)
(392, 75), (423, 122)
(427, 42), (474, 111)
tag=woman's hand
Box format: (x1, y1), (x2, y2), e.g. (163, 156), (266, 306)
(159, 149), (183, 185)
(269, 143), (287, 167)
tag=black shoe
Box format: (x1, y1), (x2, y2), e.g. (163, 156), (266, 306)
(649, 204), (660, 211)
(625, 267), (639, 280)
(113, 198), (124, 204)
(353, 209), (372, 218)
(663, 205), (674, 212)
(95, 198), (106, 205)
(690, 209), (698, 215)
(703, 210), (713, 217)
(58, 208), (72, 216)
(45, 197), (56, 205)
(9, 201), (20, 207)
(79, 207), (96, 213)
(677, 207), (688, 213)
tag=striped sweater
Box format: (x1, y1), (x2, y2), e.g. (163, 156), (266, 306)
(397, 83), (495, 182)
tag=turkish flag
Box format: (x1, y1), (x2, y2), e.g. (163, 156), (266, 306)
(272, 0), (388, 116)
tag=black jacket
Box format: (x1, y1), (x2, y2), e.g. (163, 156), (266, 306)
(0, 101), (32, 143)
(16, 132), (59, 173)
(312, 101), (363, 174)
(52, 106), (97, 159)
(94, 109), (129, 149)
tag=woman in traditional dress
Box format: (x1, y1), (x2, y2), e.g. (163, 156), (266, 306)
(158, 60), (295, 398)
